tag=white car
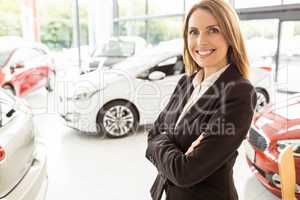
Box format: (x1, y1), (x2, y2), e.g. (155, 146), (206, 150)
(0, 89), (47, 200)
(59, 42), (273, 138)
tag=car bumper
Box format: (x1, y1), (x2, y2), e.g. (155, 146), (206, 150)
(246, 157), (283, 198)
(244, 141), (300, 199)
(60, 112), (98, 133)
(2, 144), (48, 200)
(59, 95), (99, 133)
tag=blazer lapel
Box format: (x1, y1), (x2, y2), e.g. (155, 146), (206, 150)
(163, 74), (195, 131)
(175, 65), (241, 130)
(176, 76), (194, 118)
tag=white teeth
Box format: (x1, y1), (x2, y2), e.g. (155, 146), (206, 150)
(197, 49), (214, 56)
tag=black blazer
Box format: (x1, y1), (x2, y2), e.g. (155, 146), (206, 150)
(145, 65), (257, 200)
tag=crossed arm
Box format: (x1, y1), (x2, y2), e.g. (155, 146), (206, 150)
(145, 83), (257, 188)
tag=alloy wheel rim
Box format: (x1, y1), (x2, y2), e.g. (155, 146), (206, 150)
(256, 91), (267, 111)
(3, 86), (14, 96)
(103, 105), (134, 136)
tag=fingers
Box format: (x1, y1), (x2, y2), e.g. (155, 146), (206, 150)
(196, 135), (204, 143)
(185, 135), (204, 156)
(185, 146), (194, 155)
(185, 140), (200, 155)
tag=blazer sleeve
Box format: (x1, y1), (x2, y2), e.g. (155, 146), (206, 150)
(147, 75), (186, 141)
(145, 81), (257, 188)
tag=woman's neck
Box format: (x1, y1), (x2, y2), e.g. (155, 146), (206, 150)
(203, 63), (229, 80)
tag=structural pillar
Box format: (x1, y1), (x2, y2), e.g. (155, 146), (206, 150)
(88, 0), (113, 49)
(21, 0), (40, 42)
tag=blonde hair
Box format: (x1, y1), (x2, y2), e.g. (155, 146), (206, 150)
(183, 0), (250, 79)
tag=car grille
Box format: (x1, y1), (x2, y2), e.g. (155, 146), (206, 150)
(248, 128), (268, 151)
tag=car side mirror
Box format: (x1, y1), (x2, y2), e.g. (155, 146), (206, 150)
(10, 63), (24, 73)
(148, 71), (166, 81)
(15, 63), (24, 68)
(9, 65), (15, 73)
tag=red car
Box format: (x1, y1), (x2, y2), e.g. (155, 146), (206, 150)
(0, 37), (55, 96)
(245, 94), (300, 199)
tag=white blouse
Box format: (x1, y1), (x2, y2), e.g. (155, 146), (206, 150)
(175, 64), (230, 128)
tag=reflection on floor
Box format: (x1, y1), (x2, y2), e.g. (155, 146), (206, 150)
(23, 87), (292, 200)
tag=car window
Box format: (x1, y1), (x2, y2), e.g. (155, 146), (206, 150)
(137, 55), (184, 79)
(92, 40), (135, 57)
(0, 51), (11, 67)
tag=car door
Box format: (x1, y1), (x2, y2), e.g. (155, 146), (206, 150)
(0, 92), (35, 197)
(135, 55), (185, 123)
(26, 47), (51, 90)
(10, 48), (46, 95)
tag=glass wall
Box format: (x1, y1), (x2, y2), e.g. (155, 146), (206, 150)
(185, 0), (230, 11)
(148, 17), (183, 44)
(234, 0), (300, 8)
(278, 21), (300, 92)
(117, 0), (146, 17)
(115, 0), (293, 46)
(148, 0), (184, 15)
(240, 19), (279, 69)
(234, 0), (281, 8)
(283, 0), (300, 4)
(119, 21), (146, 38)
(0, 0), (22, 37)
(38, 0), (89, 50)
(115, 0), (186, 45)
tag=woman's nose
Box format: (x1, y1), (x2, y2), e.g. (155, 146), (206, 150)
(196, 32), (208, 45)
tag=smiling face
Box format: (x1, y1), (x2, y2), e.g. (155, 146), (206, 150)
(187, 8), (229, 71)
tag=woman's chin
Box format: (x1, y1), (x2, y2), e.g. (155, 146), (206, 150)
(195, 60), (215, 68)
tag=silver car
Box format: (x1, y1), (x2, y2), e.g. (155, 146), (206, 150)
(0, 89), (47, 200)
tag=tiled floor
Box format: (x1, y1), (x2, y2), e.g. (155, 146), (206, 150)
(23, 86), (284, 200)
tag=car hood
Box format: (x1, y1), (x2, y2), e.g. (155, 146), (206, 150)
(76, 68), (130, 91)
(253, 94), (300, 139)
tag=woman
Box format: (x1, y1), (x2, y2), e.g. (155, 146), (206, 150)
(145, 0), (257, 200)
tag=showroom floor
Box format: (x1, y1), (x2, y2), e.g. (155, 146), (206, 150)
(22, 67), (287, 200)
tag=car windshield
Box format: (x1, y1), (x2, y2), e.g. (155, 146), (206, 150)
(110, 48), (175, 72)
(92, 40), (135, 57)
(0, 51), (10, 67)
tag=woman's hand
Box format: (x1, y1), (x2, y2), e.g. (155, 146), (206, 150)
(185, 135), (204, 155)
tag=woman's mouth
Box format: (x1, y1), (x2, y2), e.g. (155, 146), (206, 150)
(196, 49), (216, 57)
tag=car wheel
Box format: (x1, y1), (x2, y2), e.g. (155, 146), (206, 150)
(2, 85), (16, 96)
(97, 100), (139, 138)
(46, 71), (55, 92)
(255, 87), (269, 112)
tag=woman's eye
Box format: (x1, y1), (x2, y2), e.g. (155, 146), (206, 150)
(208, 28), (220, 34)
(189, 30), (198, 35)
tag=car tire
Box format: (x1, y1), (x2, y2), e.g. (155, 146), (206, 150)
(46, 71), (55, 92)
(255, 87), (269, 112)
(97, 100), (139, 138)
(2, 85), (16, 96)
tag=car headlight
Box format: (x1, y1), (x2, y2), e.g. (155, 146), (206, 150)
(277, 139), (300, 157)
